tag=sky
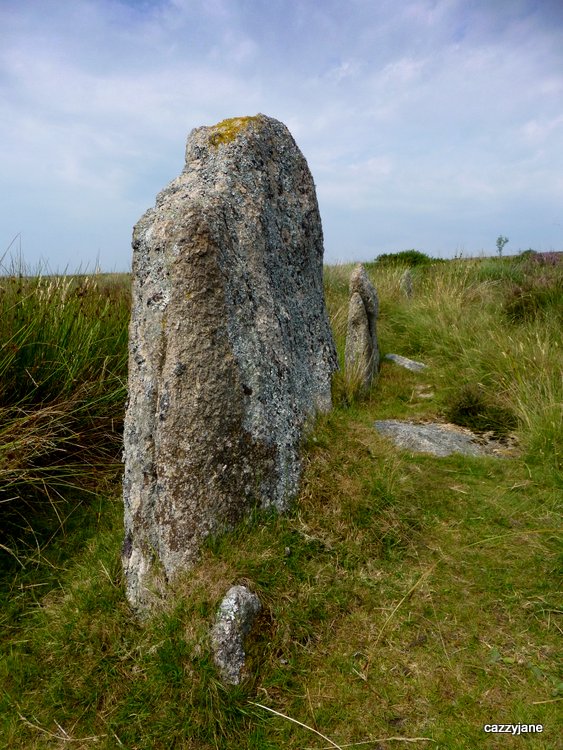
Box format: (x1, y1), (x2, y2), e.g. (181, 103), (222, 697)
(1, 0), (563, 271)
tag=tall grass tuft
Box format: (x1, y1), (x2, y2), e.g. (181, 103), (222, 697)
(0, 262), (130, 551)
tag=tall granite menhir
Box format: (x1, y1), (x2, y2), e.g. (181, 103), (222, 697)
(123, 115), (337, 611)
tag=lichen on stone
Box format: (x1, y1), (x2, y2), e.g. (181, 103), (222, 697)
(208, 115), (262, 147)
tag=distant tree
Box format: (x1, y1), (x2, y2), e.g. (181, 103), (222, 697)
(496, 235), (509, 257)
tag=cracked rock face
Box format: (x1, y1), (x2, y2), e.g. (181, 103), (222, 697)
(211, 585), (261, 685)
(122, 114), (337, 612)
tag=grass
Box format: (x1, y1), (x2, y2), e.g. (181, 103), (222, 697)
(0, 262), (129, 563)
(0, 252), (561, 749)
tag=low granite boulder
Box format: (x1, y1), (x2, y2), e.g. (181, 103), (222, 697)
(211, 585), (261, 685)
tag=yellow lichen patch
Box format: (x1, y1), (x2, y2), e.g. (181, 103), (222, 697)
(208, 115), (262, 147)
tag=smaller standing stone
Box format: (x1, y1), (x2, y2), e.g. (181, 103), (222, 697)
(400, 268), (414, 298)
(211, 586), (261, 685)
(345, 264), (379, 388)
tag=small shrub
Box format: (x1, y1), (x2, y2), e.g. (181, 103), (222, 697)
(520, 250), (562, 268)
(503, 273), (563, 323)
(445, 383), (518, 437)
(374, 250), (437, 268)
(518, 248), (537, 261)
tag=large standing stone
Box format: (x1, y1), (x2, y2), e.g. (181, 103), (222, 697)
(344, 264), (379, 388)
(122, 115), (337, 611)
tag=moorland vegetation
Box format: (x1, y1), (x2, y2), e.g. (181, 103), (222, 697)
(0, 250), (561, 748)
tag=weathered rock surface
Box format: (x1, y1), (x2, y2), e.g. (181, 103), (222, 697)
(344, 264), (379, 388)
(385, 353), (427, 372)
(122, 114), (337, 611)
(211, 585), (261, 685)
(374, 420), (513, 457)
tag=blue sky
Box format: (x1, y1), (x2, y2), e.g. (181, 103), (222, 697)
(1, 0), (562, 271)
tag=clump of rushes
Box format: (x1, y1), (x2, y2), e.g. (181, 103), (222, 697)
(0, 264), (130, 551)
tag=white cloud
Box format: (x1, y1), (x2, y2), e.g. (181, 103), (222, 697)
(520, 115), (563, 142)
(1, 0), (562, 268)
(380, 57), (427, 85)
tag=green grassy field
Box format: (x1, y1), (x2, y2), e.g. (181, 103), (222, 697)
(0, 252), (561, 749)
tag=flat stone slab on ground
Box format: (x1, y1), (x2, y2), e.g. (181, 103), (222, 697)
(374, 420), (514, 458)
(385, 354), (427, 372)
